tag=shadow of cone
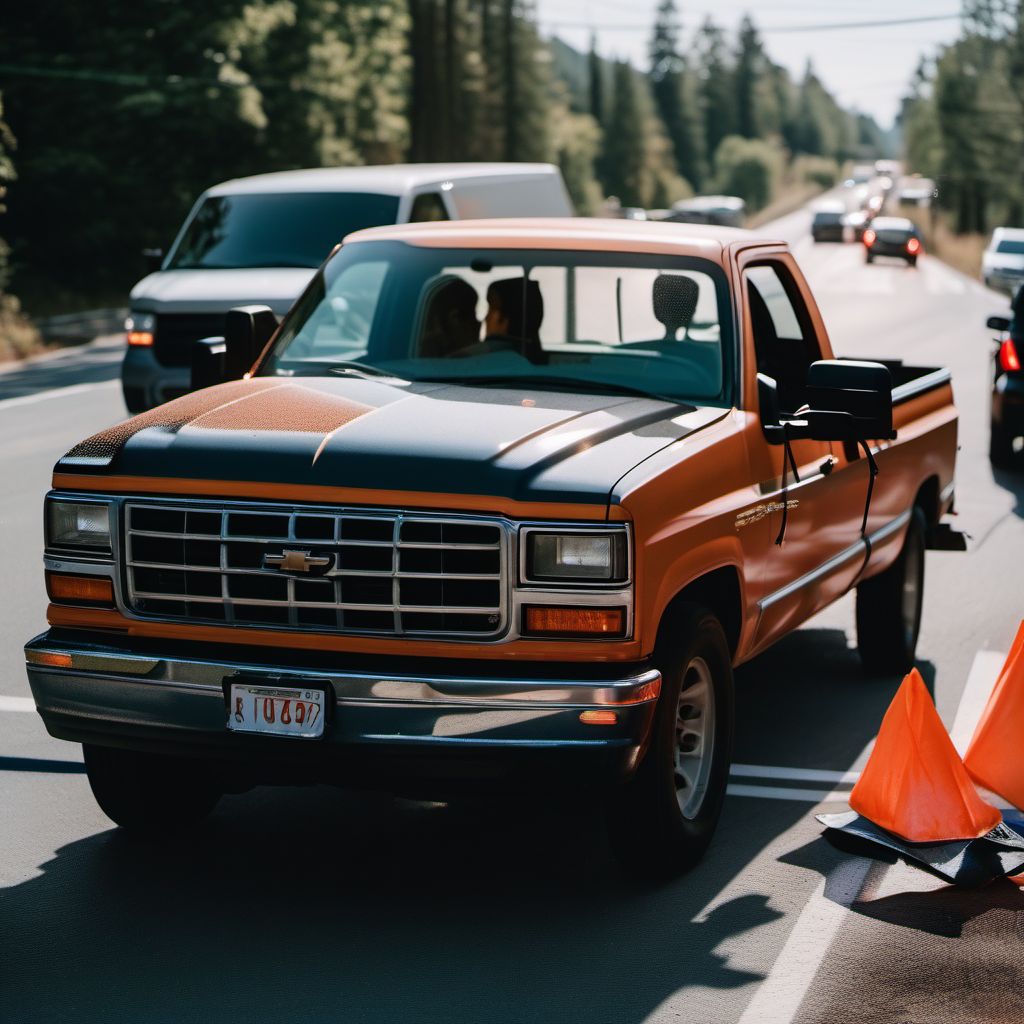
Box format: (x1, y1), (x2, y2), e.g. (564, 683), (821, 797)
(848, 668), (1001, 842)
(964, 621), (1024, 811)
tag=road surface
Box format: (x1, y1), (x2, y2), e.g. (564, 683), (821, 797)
(1, 215), (1022, 1023)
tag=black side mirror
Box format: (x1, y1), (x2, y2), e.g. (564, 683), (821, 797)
(804, 360), (894, 442)
(191, 336), (227, 392)
(224, 305), (278, 380)
(987, 314), (1011, 332)
(142, 248), (164, 273)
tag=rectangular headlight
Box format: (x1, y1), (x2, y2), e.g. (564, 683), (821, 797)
(46, 500), (112, 551)
(524, 530), (628, 583)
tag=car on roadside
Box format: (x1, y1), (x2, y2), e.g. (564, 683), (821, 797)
(28, 218), (961, 877)
(986, 308), (1024, 467)
(863, 217), (923, 267)
(664, 195), (746, 228)
(122, 163), (574, 413)
(811, 202), (846, 243)
(982, 228), (1024, 296)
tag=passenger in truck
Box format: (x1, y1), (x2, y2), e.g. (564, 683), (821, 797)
(475, 276), (545, 363)
(418, 276), (481, 358)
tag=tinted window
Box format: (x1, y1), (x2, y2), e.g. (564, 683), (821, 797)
(409, 193), (449, 222)
(263, 241), (733, 403)
(167, 192), (401, 270)
(996, 239), (1024, 255)
(813, 212), (843, 226)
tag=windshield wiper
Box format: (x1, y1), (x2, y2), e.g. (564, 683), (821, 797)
(325, 361), (403, 380)
(417, 374), (695, 408)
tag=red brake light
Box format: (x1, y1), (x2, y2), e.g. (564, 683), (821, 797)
(1001, 338), (1022, 373)
(863, 229), (876, 247)
(907, 237), (921, 255)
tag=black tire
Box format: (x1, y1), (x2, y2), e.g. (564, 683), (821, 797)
(606, 604), (734, 877)
(866, 253), (874, 264)
(855, 506), (926, 674)
(907, 256), (918, 268)
(83, 744), (221, 831)
(989, 420), (1016, 468)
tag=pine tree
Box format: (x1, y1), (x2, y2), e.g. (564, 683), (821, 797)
(603, 61), (647, 205)
(734, 16), (764, 139)
(588, 33), (604, 124)
(694, 18), (736, 162)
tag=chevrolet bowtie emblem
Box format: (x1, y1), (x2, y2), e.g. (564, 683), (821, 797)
(263, 549), (333, 574)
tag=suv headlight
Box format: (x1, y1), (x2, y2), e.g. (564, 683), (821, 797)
(46, 499), (112, 552)
(522, 529), (628, 584)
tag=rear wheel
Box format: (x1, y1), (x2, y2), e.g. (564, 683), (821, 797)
(606, 604), (734, 877)
(907, 256), (918, 268)
(866, 253), (875, 264)
(990, 419), (1016, 468)
(84, 744), (221, 831)
(855, 507), (926, 673)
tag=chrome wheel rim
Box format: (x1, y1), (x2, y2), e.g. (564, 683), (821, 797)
(902, 535), (922, 649)
(675, 656), (716, 820)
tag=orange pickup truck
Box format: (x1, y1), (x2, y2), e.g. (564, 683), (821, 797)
(26, 219), (961, 875)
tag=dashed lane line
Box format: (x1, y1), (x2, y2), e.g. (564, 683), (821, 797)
(0, 697), (35, 712)
(733, 648), (1007, 1024)
(0, 379), (119, 410)
(0, 378), (120, 409)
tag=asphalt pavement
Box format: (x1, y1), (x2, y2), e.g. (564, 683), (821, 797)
(2, 215), (1023, 1023)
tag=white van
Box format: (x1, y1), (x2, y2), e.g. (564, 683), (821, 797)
(123, 163), (573, 411)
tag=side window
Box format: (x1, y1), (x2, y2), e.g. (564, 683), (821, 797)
(746, 263), (820, 413)
(408, 193), (450, 223)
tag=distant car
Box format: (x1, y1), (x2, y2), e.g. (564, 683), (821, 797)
(811, 204), (846, 243)
(843, 209), (873, 242)
(863, 217), (923, 267)
(897, 176), (935, 207)
(982, 228), (1024, 296)
(985, 307), (1024, 467)
(665, 195), (746, 228)
(122, 163), (574, 412)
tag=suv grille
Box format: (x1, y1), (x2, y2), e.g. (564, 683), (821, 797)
(123, 502), (507, 637)
(153, 313), (226, 367)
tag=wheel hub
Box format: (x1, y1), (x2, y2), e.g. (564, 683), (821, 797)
(674, 656), (716, 820)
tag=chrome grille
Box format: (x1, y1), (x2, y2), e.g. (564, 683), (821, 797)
(123, 501), (508, 637)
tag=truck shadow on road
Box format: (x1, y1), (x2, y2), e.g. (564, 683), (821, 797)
(1, 624), (924, 1023)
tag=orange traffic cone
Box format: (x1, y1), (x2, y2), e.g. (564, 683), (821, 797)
(964, 621), (1024, 810)
(849, 668), (1001, 842)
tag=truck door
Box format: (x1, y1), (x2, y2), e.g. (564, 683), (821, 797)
(740, 255), (864, 651)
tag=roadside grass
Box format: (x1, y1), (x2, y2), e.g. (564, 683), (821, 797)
(896, 204), (989, 282)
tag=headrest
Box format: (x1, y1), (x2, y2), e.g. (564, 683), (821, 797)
(653, 274), (699, 334)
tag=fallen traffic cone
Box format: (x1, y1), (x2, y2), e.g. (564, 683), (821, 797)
(849, 668), (1001, 842)
(964, 620), (1024, 810)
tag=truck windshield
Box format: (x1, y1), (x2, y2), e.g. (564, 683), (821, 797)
(996, 239), (1024, 255)
(166, 192), (401, 270)
(260, 240), (733, 404)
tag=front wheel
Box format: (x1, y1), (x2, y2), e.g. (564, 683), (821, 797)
(606, 604), (734, 877)
(855, 507), (926, 673)
(84, 744), (221, 831)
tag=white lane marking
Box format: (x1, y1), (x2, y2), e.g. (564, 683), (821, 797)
(735, 649), (1006, 1024)
(736, 858), (875, 1024)
(731, 763), (861, 785)
(950, 649), (1006, 754)
(727, 784), (851, 803)
(0, 696), (35, 712)
(0, 379), (119, 410)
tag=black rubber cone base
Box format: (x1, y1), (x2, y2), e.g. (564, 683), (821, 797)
(816, 810), (1024, 887)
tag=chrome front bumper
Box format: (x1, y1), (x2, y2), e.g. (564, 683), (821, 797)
(24, 633), (661, 788)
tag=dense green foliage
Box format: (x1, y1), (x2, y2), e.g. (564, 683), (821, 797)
(0, 0), (879, 312)
(901, 0), (1024, 233)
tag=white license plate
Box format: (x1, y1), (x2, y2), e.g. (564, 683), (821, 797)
(227, 683), (326, 739)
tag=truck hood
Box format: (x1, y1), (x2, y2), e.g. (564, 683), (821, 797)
(129, 268), (315, 317)
(59, 376), (727, 507)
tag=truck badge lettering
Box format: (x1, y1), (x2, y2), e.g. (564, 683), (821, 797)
(736, 501), (799, 530)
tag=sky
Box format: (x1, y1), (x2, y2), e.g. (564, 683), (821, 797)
(534, 0), (965, 127)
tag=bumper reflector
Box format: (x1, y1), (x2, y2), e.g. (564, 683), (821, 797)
(46, 573), (115, 606)
(25, 650), (73, 669)
(127, 331), (154, 347)
(523, 606), (626, 638)
(580, 709), (619, 726)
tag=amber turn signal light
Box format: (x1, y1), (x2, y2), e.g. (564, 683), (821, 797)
(46, 573), (115, 606)
(523, 605), (626, 638)
(25, 650), (73, 669)
(580, 709), (619, 726)
(127, 331), (154, 347)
